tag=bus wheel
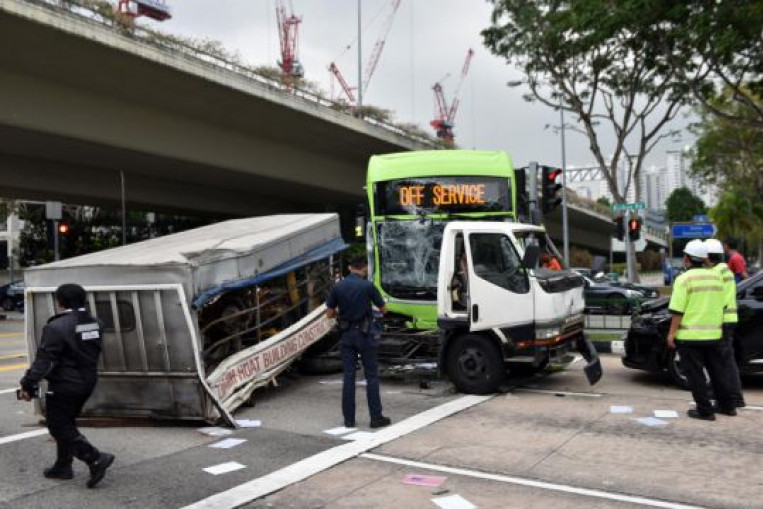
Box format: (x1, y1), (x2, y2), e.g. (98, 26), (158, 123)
(446, 334), (505, 394)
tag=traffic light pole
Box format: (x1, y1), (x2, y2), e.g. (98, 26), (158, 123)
(559, 100), (569, 267)
(53, 220), (60, 261)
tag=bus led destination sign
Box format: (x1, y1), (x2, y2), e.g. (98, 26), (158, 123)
(376, 176), (511, 215)
(399, 184), (487, 207)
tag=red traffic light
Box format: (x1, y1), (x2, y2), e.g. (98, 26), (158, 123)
(547, 168), (563, 181)
(58, 223), (69, 235)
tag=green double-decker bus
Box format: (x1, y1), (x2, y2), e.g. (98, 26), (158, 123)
(366, 150), (518, 329)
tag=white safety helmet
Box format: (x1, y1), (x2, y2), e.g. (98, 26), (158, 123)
(684, 239), (709, 260)
(705, 238), (724, 255)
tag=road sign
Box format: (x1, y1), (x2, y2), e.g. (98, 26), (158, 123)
(45, 201), (62, 221)
(611, 202), (646, 212)
(671, 223), (716, 239)
(612, 238), (647, 253)
(692, 214), (709, 222)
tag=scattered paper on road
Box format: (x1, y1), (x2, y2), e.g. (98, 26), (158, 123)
(431, 494), (476, 509)
(403, 474), (447, 487)
(198, 427), (233, 437)
(654, 410), (679, 419)
(236, 419), (262, 428)
(635, 417), (669, 427)
(203, 462), (246, 475)
(208, 438), (247, 449)
(324, 426), (358, 436)
(342, 431), (376, 441)
(610, 406), (633, 414)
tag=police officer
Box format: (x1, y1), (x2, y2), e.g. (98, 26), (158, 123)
(705, 238), (746, 408)
(19, 284), (115, 488)
(326, 256), (391, 429)
(667, 240), (736, 420)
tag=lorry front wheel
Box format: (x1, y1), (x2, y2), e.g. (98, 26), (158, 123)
(446, 334), (505, 394)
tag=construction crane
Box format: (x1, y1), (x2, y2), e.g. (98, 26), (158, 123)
(276, 0), (304, 84)
(431, 48), (474, 147)
(329, 0), (402, 105)
(116, 0), (171, 21)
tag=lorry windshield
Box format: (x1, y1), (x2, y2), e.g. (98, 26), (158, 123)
(377, 220), (446, 300)
(513, 230), (566, 270)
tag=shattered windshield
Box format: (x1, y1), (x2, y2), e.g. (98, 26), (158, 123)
(377, 220), (446, 300)
(513, 230), (566, 269)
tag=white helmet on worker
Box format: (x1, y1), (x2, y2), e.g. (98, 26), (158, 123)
(704, 238), (724, 255)
(684, 239), (708, 260)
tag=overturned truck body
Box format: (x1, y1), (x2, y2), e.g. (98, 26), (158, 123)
(24, 214), (345, 425)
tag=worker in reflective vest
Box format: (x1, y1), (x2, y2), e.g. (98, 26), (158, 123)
(667, 240), (736, 420)
(705, 239), (746, 408)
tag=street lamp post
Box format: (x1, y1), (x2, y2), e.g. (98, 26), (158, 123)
(357, 0), (362, 113)
(559, 99), (569, 267)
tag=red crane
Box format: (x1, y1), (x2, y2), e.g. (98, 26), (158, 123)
(329, 0), (401, 105)
(276, 0), (304, 83)
(116, 0), (171, 21)
(431, 48), (474, 147)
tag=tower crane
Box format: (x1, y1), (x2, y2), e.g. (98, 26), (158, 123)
(431, 48), (474, 147)
(116, 0), (171, 21)
(329, 0), (401, 105)
(276, 0), (304, 84)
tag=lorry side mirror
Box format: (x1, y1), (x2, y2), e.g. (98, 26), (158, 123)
(522, 244), (540, 269)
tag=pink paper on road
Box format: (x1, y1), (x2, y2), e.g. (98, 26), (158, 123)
(402, 474), (447, 487)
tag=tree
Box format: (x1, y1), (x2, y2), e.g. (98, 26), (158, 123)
(596, 197), (611, 208)
(691, 89), (763, 200)
(665, 188), (707, 223)
(710, 190), (763, 263)
(482, 0), (697, 281)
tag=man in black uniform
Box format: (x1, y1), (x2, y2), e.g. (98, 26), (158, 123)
(326, 256), (391, 429)
(19, 284), (115, 488)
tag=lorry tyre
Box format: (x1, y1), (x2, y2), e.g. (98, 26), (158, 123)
(446, 334), (505, 394)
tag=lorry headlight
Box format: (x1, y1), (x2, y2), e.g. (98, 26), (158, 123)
(537, 327), (561, 339)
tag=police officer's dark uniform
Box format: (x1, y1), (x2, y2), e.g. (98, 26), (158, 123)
(20, 284), (115, 488)
(326, 257), (391, 428)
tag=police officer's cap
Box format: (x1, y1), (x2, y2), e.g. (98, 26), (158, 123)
(683, 239), (708, 260)
(55, 283), (87, 310)
(704, 239), (724, 255)
(349, 256), (368, 269)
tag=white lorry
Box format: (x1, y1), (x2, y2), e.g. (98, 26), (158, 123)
(433, 221), (602, 393)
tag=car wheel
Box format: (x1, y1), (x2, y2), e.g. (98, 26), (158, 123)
(446, 334), (505, 394)
(1, 297), (12, 311)
(607, 294), (629, 315)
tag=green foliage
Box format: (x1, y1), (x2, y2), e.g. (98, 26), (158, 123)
(665, 187), (706, 223)
(482, 1), (691, 203)
(710, 190), (763, 254)
(596, 197), (611, 207)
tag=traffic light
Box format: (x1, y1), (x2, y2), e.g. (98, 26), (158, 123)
(541, 166), (563, 214)
(613, 216), (625, 241)
(628, 217), (642, 241)
(58, 222), (70, 235)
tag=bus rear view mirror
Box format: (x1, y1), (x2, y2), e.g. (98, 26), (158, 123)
(522, 245), (540, 269)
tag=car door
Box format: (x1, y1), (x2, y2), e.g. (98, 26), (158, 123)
(466, 231), (532, 331)
(736, 277), (763, 365)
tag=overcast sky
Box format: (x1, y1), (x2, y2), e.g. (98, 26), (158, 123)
(148, 0), (692, 170)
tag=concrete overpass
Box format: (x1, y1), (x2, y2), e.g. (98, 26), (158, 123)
(0, 0), (666, 256)
(0, 0), (430, 217)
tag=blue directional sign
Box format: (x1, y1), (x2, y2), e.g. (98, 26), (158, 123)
(671, 223), (716, 239)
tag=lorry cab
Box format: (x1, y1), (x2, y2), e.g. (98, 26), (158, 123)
(436, 221), (601, 393)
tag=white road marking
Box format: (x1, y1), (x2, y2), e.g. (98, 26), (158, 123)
(182, 395), (492, 509)
(362, 453), (709, 509)
(515, 388), (603, 398)
(0, 429), (49, 446)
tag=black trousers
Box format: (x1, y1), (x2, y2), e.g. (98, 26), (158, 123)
(677, 341), (737, 415)
(45, 391), (99, 465)
(721, 324), (745, 406)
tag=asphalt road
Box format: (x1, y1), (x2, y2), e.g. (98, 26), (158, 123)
(0, 312), (760, 509)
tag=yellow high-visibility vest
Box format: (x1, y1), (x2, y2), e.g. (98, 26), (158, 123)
(713, 262), (738, 324)
(668, 267), (724, 340)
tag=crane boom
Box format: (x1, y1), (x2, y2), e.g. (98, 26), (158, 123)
(276, 0), (303, 82)
(447, 48), (474, 123)
(329, 62), (356, 104)
(362, 0), (402, 93)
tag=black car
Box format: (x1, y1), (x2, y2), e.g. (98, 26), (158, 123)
(622, 272), (763, 389)
(0, 280), (24, 311)
(580, 275), (645, 314)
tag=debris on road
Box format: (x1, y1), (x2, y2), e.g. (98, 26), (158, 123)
(610, 406), (633, 414)
(323, 426), (357, 436)
(431, 494), (476, 509)
(198, 427), (233, 437)
(236, 419), (262, 428)
(209, 438), (247, 449)
(635, 417), (669, 427)
(203, 462), (247, 475)
(402, 474), (447, 487)
(653, 410), (679, 419)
